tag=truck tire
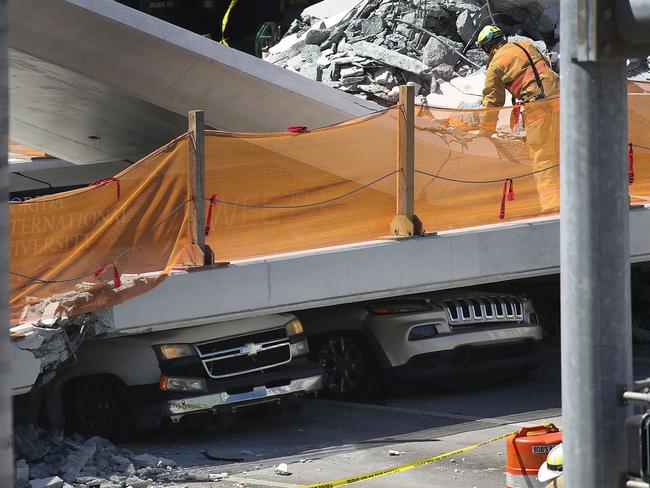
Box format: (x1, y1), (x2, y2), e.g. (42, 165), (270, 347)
(318, 334), (377, 400)
(63, 375), (130, 439)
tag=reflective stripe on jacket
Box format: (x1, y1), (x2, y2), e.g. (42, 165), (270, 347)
(480, 41), (559, 132)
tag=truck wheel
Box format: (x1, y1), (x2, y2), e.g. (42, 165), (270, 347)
(63, 376), (130, 439)
(318, 335), (377, 400)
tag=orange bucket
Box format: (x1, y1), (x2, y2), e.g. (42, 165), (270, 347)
(506, 423), (562, 488)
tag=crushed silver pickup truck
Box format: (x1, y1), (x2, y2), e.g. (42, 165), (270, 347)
(13, 311), (321, 438)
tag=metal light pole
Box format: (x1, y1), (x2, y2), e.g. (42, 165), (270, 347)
(560, 0), (633, 485)
(0, 0), (14, 485)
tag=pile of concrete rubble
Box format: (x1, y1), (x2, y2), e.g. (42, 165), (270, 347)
(264, 0), (650, 108)
(15, 424), (227, 488)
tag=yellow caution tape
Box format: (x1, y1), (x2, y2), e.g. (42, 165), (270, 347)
(304, 430), (516, 488)
(220, 0), (239, 46)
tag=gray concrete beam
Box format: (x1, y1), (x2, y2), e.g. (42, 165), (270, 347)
(105, 208), (650, 335)
(9, 0), (380, 164)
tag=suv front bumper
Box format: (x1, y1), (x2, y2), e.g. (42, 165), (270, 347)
(386, 338), (542, 382)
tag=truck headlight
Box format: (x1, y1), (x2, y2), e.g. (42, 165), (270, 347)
(160, 376), (207, 393)
(285, 318), (304, 336)
(408, 324), (438, 341)
(290, 339), (309, 357)
(153, 344), (196, 360)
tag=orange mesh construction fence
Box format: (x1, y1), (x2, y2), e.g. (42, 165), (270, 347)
(9, 136), (202, 326)
(203, 111), (398, 261)
(9, 81), (650, 326)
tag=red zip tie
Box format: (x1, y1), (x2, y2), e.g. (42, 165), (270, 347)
(287, 126), (309, 133)
(629, 143), (635, 185)
(91, 176), (121, 202)
(205, 194), (219, 236)
(510, 102), (523, 131)
(94, 262), (121, 288)
(499, 179), (514, 220)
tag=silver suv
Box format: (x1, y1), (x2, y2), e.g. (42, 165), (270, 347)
(297, 291), (542, 399)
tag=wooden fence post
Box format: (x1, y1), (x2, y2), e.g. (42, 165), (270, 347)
(390, 85), (421, 236)
(188, 110), (213, 265)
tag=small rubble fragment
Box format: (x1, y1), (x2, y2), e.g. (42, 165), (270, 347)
(29, 477), (64, 488)
(16, 459), (30, 488)
(275, 463), (291, 475)
(209, 472), (230, 481)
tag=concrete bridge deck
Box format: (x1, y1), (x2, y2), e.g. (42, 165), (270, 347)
(106, 206), (650, 334)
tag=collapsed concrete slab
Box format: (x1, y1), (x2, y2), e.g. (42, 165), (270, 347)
(9, 0), (382, 165)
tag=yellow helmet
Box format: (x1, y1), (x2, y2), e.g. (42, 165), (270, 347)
(537, 443), (563, 483)
(476, 25), (504, 48)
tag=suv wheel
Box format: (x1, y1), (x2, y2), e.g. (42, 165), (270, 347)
(318, 335), (376, 400)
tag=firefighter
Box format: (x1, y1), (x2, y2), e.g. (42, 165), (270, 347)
(476, 25), (560, 213)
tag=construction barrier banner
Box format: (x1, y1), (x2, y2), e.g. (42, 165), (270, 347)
(9, 81), (650, 326)
(9, 136), (202, 326)
(203, 111), (398, 261)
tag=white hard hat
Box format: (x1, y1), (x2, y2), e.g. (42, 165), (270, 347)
(538, 443), (563, 483)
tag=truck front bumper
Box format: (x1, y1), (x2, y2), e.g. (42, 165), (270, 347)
(163, 374), (322, 418)
(129, 357), (322, 429)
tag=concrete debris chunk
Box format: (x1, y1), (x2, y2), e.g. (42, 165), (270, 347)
(305, 28), (331, 45)
(301, 63), (323, 81)
(61, 444), (96, 480)
(209, 472), (230, 481)
(302, 44), (323, 64)
(16, 459), (29, 488)
(492, 0), (559, 39)
(430, 63), (456, 82)
(422, 37), (461, 68)
(123, 476), (149, 488)
(29, 477), (64, 488)
(352, 41), (429, 75)
(371, 67), (396, 86)
(456, 10), (476, 44)
(275, 463), (291, 475)
(340, 75), (366, 87)
(133, 453), (177, 469)
(340, 66), (364, 78)
(361, 15), (385, 37)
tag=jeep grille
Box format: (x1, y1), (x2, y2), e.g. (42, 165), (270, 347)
(443, 296), (523, 327)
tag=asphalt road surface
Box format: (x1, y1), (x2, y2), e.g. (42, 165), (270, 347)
(122, 347), (650, 488)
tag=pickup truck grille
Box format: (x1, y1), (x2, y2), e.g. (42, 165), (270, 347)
(195, 328), (292, 379)
(443, 296), (523, 327)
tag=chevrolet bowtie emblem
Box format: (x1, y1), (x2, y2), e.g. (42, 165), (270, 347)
(241, 343), (263, 356)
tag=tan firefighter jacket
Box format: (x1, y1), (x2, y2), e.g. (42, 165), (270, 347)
(480, 40), (559, 133)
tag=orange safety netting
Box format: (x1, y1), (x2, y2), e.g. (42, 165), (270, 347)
(9, 81), (650, 326)
(10, 136), (202, 326)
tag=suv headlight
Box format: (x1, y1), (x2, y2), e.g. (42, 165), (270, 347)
(153, 344), (197, 360)
(285, 318), (304, 336)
